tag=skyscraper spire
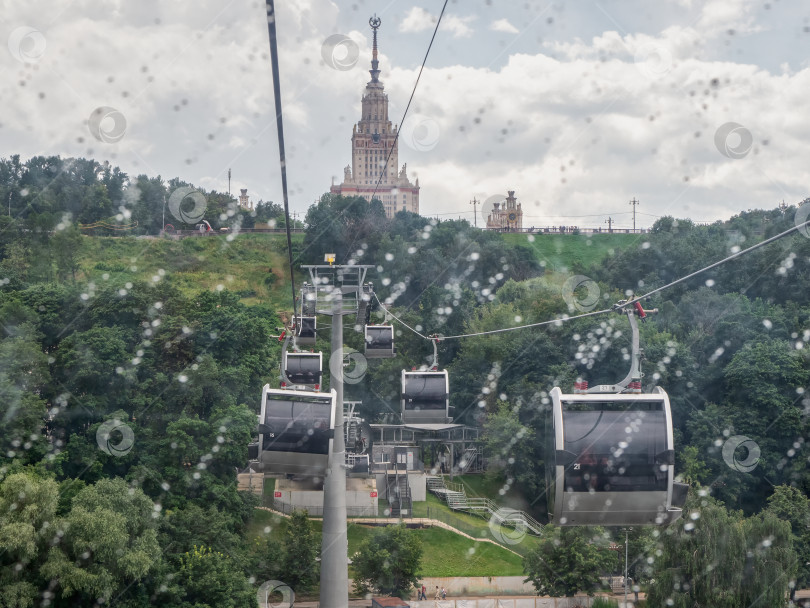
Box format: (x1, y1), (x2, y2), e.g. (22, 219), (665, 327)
(369, 14), (381, 83)
(330, 13), (419, 218)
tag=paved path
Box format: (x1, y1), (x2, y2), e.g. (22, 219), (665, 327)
(286, 595), (623, 607)
(285, 589), (810, 607)
(256, 508), (523, 557)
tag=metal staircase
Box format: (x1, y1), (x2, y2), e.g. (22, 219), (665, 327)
(346, 419), (358, 446)
(459, 446), (484, 473)
(388, 472), (412, 517)
(425, 475), (543, 536)
(388, 446), (412, 517)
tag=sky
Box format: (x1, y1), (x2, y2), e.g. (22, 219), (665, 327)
(1, 0), (809, 229)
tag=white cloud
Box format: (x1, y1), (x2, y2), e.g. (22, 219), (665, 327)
(490, 19), (519, 35)
(0, 0), (806, 228)
(399, 7), (474, 38)
(442, 15), (476, 38)
(399, 7), (435, 34)
(377, 44), (810, 225)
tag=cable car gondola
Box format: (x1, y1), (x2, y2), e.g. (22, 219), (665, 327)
(547, 387), (686, 525)
(401, 369), (450, 424)
(546, 302), (687, 526)
(296, 316), (317, 346)
(255, 385), (337, 476)
(364, 325), (395, 358)
(301, 283), (316, 316)
(282, 351), (322, 390)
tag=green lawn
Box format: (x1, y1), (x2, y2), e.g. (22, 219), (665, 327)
(452, 473), (534, 513)
(246, 508), (528, 577)
(77, 233), (305, 312)
(245, 507), (285, 541)
(410, 493), (541, 557)
(349, 523), (524, 577)
(412, 493), (492, 535)
(502, 232), (641, 273)
(414, 526), (524, 577)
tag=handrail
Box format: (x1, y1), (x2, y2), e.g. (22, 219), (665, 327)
(426, 474), (543, 536)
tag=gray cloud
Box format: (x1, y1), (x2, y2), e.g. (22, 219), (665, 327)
(0, 0), (807, 228)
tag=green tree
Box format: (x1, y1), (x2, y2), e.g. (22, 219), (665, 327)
(766, 485), (810, 601)
(280, 510), (320, 593)
(303, 193), (388, 264)
(0, 330), (49, 463)
(40, 478), (162, 604)
(174, 545), (256, 608)
(523, 525), (617, 597)
(482, 400), (539, 495)
(351, 525), (423, 598)
(648, 493), (796, 607)
(51, 224), (83, 282)
(0, 471), (60, 608)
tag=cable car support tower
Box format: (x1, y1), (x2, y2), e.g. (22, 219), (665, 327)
(304, 263), (374, 608)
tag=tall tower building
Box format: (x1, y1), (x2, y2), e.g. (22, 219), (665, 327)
(330, 15), (420, 218)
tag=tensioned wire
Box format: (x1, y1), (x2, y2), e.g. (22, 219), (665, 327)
(376, 218), (810, 341)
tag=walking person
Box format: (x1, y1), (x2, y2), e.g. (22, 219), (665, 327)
(441, 586), (446, 599)
(420, 583), (426, 600)
(434, 586), (441, 599)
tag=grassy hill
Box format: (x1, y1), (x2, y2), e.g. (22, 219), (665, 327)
(71, 232), (641, 316)
(77, 233), (303, 312)
(502, 232), (642, 273)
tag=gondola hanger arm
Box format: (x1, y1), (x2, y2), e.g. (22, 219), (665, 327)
(580, 300), (656, 395)
(428, 334), (443, 370)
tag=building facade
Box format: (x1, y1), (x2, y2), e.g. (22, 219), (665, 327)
(330, 16), (419, 218)
(485, 190), (522, 231)
(237, 188), (253, 211)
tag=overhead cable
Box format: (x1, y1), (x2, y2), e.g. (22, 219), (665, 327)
(370, 0), (449, 203)
(380, 218), (810, 341)
(265, 0), (298, 315)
